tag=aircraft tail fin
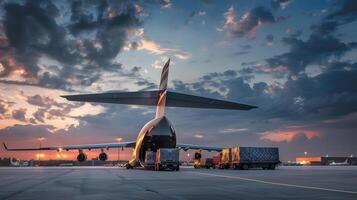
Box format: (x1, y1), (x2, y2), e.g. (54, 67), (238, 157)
(61, 58), (257, 117)
(156, 59), (170, 118)
(159, 59), (170, 91)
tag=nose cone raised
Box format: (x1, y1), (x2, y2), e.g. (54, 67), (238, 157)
(147, 116), (175, 136)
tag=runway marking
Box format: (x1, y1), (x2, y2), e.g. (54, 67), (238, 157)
(187, 171), (357, 195)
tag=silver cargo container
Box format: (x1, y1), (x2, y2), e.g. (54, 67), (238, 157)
(155, 148), (180, 171)
(145, 151), (156, 167)
(231, 146), (280, 170)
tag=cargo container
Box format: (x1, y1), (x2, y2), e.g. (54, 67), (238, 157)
(144, 151), (156, 169)
(155, 148), (180, 171)
(220, 147), (280, 170)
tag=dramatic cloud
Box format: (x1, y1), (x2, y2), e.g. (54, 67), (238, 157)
(223, 6), (276, 37)
(265, 1), (357, 76)
(0, 0), (142, 90)
(266, 34), (356, 75)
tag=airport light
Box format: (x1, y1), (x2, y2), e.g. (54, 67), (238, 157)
(36, 154), (45, 158)
(37, 137), (45, 165)
(56, 153), (67, 159)
(116, 137), (123, 165)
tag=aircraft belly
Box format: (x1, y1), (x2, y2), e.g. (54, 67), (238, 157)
(132, 116), (177, 167)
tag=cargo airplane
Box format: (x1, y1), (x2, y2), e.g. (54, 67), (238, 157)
(3, 59), (257, 169)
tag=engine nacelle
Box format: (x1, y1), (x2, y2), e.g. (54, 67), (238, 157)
(194, 152), (202, 160)
(99, 152), (108, 161)
(77, 152), (87, 162)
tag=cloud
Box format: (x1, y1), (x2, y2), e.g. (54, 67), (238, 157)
(159, 0), (171, 8)
(0, 0), (142, 91)
(260, 129), (320, 143)
(0, 99), (10, 114)
(265, 34), (274, 46)
(271, 0), (293, 10)
(325, 0), (357, 21)
(241, 63), (288, 78)
(220, 128), (248, 133)
(266, 35), (356, 75)
(151, 57), (172, 69)
(222, 6), (276, 37)
(233, 51), (249, 56)
(185, 10), (206, 25)
(33, 108), (46, 123)
(26, 94), (68, 109)
(137, 39), (190, 60)
(12, 108), (27, 122)
(194, 133), (204, 139)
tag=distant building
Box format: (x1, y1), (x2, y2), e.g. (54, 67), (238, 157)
(296, 157), (322, 165)
(296, 156), (357, 165)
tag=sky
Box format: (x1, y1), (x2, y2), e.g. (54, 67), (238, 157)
(0, 0), (357, 161)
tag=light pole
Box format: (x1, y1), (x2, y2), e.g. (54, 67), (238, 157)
(37, 137), (45, 166)
(116, 138), (123, 165)
(304, 151), (308, 157)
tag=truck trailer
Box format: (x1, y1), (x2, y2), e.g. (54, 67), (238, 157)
(155, 148), (180, 171)
(219, 146), (280, 170)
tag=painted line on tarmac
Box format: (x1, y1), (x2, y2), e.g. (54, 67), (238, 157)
(187, 171), (357, 195)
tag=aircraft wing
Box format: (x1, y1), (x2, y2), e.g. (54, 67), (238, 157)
(176, 143), (223, 152)
(3, 141), (136, 151)
(62, 90), (257, 110)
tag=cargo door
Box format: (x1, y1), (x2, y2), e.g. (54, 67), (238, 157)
(231, 147), (240, 164)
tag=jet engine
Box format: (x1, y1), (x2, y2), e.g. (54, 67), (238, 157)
(99, 152), (108, 161)
(77, 152), (87, 162)
(194, 152), (202, 160)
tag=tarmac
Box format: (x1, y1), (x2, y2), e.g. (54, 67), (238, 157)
(0, 166), (357, 200)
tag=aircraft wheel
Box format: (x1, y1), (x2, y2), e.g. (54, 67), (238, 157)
(155, 164), (162, 171)
(125, 163), (133, 169)
(269, 164), (276, 170)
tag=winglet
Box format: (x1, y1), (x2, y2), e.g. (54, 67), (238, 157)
(3, 142), (8, 150)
